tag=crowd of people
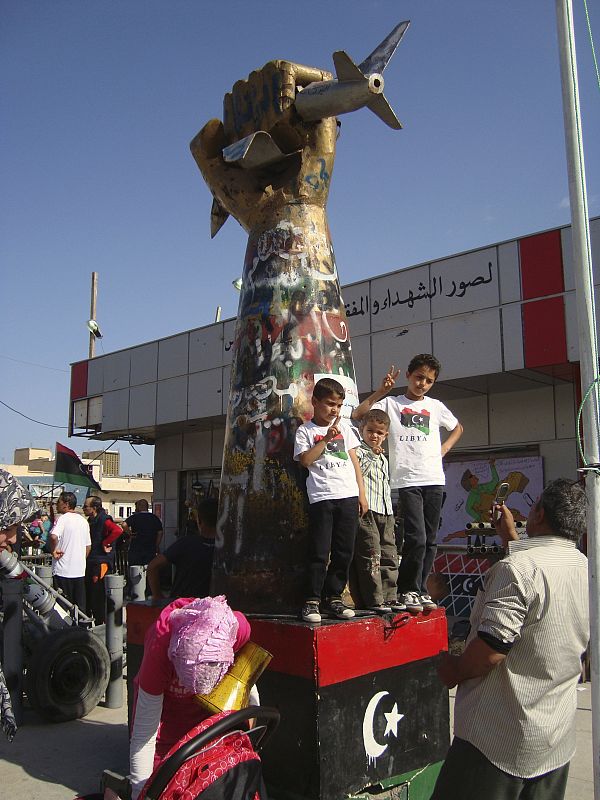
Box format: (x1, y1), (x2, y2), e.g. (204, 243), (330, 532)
(0, 350), (592, 800)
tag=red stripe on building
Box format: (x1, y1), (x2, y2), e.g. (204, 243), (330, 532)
(70, 360), (89, 400)
(522, 296), (568, 368)
(519, 229), (564, 300)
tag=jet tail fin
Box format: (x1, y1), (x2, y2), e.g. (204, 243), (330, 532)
(332, 50), (365, 82)
(367, 93), (402, 130)
(358, 20), (410, 76)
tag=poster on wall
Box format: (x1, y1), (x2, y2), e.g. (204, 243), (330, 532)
(438, 455), (544, 547)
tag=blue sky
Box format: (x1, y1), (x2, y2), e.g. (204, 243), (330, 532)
(2, 1), (599, 474)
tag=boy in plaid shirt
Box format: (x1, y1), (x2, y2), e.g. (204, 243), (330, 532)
(353, 409), (405, 613)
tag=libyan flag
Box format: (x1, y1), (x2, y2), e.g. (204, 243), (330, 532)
(54, 442), (103, 492)
(400, 407), (431, 435)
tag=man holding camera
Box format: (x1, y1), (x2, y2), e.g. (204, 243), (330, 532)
(432, 478), (589, 800)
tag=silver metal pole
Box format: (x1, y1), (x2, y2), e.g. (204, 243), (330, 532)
(555, 2), (600, 796)
(128, 564), (147, 602)
(104, 573), (125, 708)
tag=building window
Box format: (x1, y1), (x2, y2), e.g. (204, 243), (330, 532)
(119, 506), (125, 518)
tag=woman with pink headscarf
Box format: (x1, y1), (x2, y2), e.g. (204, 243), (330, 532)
(129, 595), (254, 800)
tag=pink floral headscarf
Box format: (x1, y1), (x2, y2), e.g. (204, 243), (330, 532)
(167, 595), (240, 694)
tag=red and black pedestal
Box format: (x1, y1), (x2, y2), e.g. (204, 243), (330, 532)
(127, 605), (449, 800)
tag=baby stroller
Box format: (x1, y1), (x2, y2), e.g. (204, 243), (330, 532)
(101, 706), (280, 800)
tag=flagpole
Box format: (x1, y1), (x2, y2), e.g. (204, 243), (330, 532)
(555, 3), (600, 798)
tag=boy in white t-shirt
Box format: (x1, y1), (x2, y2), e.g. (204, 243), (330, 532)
(353, 354), (463, 614)
(294, 378), (368, 623)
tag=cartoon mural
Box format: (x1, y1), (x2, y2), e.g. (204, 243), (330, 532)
(438, 455), (543, 547)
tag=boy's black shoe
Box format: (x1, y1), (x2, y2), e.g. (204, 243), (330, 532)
(326, 598), (355, 619)
(301, 601), (321, 623)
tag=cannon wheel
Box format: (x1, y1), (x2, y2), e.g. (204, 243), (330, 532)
(25, 627), (110, 723)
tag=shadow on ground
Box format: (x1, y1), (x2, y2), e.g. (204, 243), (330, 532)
(0, 696), (129, 800)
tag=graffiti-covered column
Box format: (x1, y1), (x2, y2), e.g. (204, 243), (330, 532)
(190, 61), (358, 612)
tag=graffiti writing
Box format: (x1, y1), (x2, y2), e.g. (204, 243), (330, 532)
(304, 158), (331, 191)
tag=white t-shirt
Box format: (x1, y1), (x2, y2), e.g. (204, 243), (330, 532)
(294, 418), (361, 504)
(51, 511), (91, 578)
(373, 394), (458, 488)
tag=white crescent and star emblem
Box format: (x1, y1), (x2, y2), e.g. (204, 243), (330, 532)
(411, 414), (424, 425)
(362, 690), (405, 765)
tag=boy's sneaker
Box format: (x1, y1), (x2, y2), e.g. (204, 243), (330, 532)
(368, 603), (393, 614)
(401, 592), (423, 613)
(301, 601), (321, 623)
(389, 599), (407, 612)
(420, 594), (437, 611)
(326, 598), (355, 619)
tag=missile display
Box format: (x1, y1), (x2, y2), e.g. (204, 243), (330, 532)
(295, 20), (409, 129)
(209, 21), (409, 235)
(221, 21), (409, 172)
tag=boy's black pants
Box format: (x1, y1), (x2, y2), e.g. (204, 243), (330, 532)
(307, 497), (358, 600)
(397, 485), (444, 595)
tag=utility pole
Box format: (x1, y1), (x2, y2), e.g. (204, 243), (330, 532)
(555, 2), (600, 796)
(89, 271), (98, 359)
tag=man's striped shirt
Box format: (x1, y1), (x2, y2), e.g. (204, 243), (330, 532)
(454, 536), (589, 778)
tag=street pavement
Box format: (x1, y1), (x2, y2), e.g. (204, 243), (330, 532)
(0, 681), (593, 799)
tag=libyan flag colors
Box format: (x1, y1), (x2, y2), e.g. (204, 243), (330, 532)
(400, 407), (430, 435)
(54, 442), (103, 492)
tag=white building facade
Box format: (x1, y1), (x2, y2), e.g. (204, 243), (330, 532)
(69, 217), (600, 549)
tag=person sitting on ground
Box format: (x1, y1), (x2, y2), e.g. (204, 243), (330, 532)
(352, 409), (405, 614)
(147, 497), (217, 602)
(129, 595), (256, 800)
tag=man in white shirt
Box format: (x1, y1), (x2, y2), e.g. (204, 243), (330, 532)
(49, 491), (91, 608)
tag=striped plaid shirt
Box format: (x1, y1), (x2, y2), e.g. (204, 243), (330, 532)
(454, 535), (589, 778)
(356, 443), (393, 516)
